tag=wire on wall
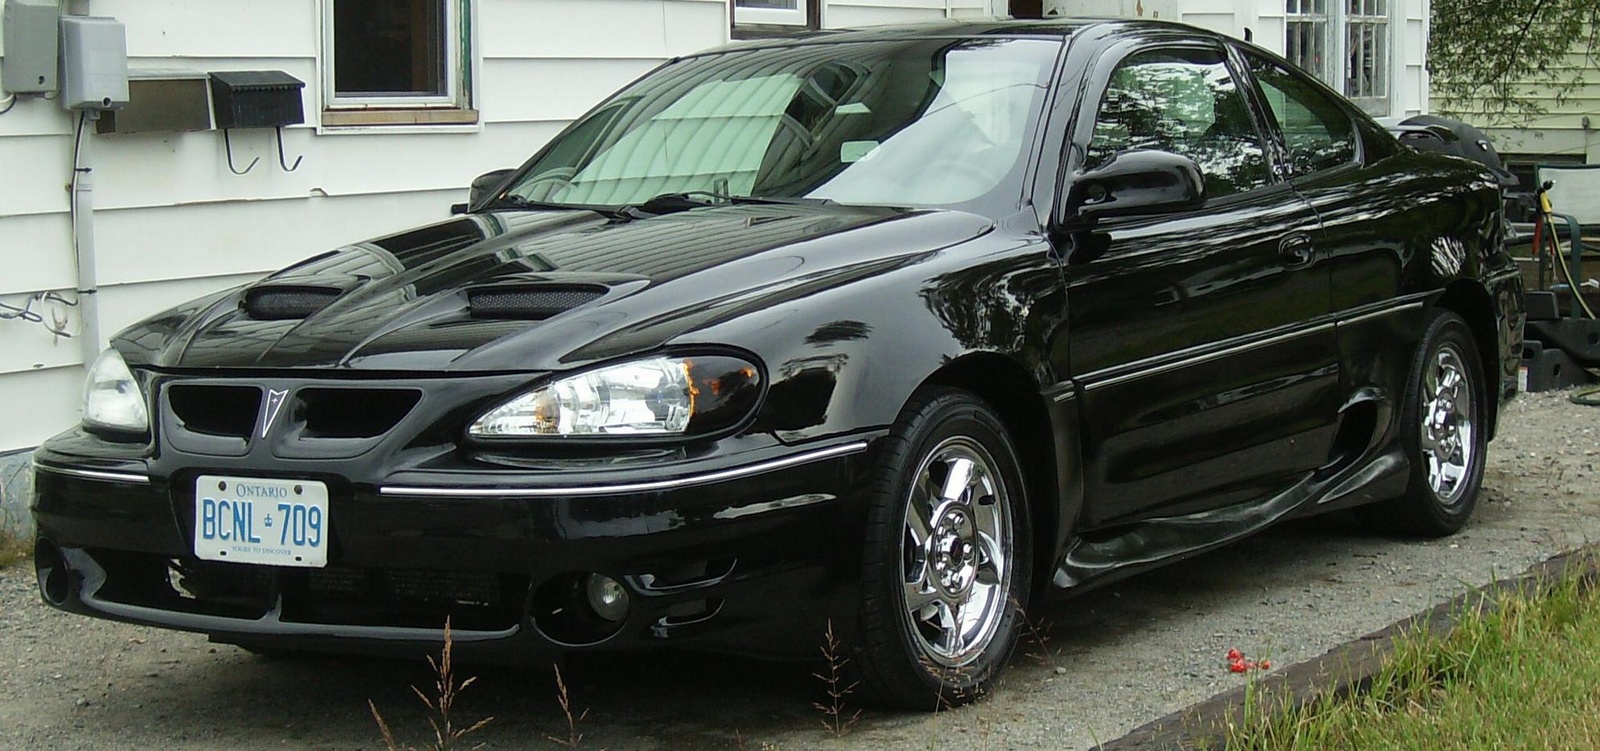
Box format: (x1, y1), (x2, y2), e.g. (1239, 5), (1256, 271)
(0, 292), (78, 340)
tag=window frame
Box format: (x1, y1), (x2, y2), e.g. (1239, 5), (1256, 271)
(1342, 0), (1390, 116)
(1284, 0), (1329, 82)
(734, 0), (811, 26)
(1279, 0), (1393, 118)
(318, 0), (479, 129)
(1077, 42), (1279, 205)
(731, 0), (821, 38)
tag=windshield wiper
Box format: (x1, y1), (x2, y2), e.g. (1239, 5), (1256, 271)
(620, 191), (834, 219)
(473, 194), (628, 219)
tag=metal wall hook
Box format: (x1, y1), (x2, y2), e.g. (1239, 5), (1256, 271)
(222, 129), (259, 175)
(274, 126), (303, 172)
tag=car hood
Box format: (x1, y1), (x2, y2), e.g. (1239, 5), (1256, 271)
(117, 204), (995, 372)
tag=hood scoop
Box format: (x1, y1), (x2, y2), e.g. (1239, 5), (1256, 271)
(467, 284), (608, 320)
(242, 274), (366, 320)
(243, 285), (343, 320)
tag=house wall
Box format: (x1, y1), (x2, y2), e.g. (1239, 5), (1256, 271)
(0, 0), (734, 454)
(1436, 48), (1600, 165)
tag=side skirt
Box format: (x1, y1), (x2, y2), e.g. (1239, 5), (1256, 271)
(1046, 446), (1410, 595)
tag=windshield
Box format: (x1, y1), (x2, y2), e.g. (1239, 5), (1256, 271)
(500, 37), (1062, 212)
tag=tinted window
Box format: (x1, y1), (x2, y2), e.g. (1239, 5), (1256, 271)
(1244, 53), (1356, 176)
(1087, 47), (1270, 199)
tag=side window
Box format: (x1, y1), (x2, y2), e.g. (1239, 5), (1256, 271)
(1243, 53), (1356, 176)
(1086, 47), (1271, 200)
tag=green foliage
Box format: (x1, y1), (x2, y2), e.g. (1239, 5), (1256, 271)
(1431, 0), (1600, 122)
(1225, 563), (1600, 750)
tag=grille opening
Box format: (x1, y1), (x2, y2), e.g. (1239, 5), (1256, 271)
(286, 567), (523, 631)
(243, 286), (343, 320)
(86, 551), (272, 620)
(467, 285), (605, 320)
(168, 385), (261, 438)
(300, 388), (421, 439)
(88, 551), (523, 631)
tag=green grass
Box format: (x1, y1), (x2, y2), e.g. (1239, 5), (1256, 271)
(1224, 563), (1600, 750)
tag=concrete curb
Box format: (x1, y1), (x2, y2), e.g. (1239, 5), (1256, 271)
(1093, 546), (1598, 751)
(0, 450), (34, 541)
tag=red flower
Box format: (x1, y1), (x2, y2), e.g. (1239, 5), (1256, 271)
(1225, 647), (1272, 673)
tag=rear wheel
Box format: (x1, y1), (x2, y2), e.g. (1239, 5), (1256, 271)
(1362, 310), (1487, 536)
(855, 388), (1031, 709)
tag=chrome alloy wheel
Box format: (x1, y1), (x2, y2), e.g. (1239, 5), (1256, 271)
(1420, 342), (1476, 506)
(899, 436), (1013, 668)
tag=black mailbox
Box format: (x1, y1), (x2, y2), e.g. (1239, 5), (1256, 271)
(209, 70), (306, 129)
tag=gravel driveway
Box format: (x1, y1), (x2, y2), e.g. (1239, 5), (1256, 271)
(3, 389), (1596, 750)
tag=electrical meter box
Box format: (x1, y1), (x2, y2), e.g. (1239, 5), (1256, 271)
(2, 0), (61, 95)
(209, 70), (305, 129)
(60, 15), (129, 110)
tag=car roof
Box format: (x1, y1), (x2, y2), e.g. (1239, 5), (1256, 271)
(707, 17), (1227, 54)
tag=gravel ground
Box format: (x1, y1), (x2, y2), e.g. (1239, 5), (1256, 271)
(2, 389), (1597, 750)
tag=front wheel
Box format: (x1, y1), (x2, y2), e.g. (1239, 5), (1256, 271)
(855, 388), (1031, 709)
(1362, 310), (1488, 537)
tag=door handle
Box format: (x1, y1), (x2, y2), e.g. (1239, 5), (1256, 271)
(1279, 233), (1315, 269)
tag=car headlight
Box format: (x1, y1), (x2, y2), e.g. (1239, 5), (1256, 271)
(469, 355), (762, 439)
(82, 348), (150, 434)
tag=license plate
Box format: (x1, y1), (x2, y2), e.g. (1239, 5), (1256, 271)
(194, 475), (329, 568)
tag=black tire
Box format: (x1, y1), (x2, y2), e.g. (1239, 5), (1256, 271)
(1361, 310), (1487, 537)
(854, 388), (1031, 709)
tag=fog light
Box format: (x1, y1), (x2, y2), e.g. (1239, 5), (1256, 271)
(585, 573), (630, 622)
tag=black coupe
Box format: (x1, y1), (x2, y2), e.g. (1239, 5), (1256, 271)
(32, 18), (1523, 708)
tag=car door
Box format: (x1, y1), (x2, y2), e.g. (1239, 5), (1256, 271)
(1057, 42), (1343, 527)
(1237, 50), (1441, 406)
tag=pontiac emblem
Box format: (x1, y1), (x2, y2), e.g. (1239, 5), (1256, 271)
(260, 388), (289, 438)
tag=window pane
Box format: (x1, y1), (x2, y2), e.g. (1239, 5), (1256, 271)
(1087, 48), (1271, 199)
(1343, 0), (1389, 114)
(1345, 21), (1388, 103)
(738, 0), (798, 7)
(505, 38), (1062, 208)
(333, 0), (447, 98)
(1286, 19), (1327, 79)
(1285, 0), (1330, 84)
(1245, 54), (1355, 176)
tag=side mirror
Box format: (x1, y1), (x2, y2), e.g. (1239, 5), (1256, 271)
(451, 168), (518, 215)
(1063, 150), (1205, 222)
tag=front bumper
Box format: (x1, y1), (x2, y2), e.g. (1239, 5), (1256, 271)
(31, 434), (882, 661)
